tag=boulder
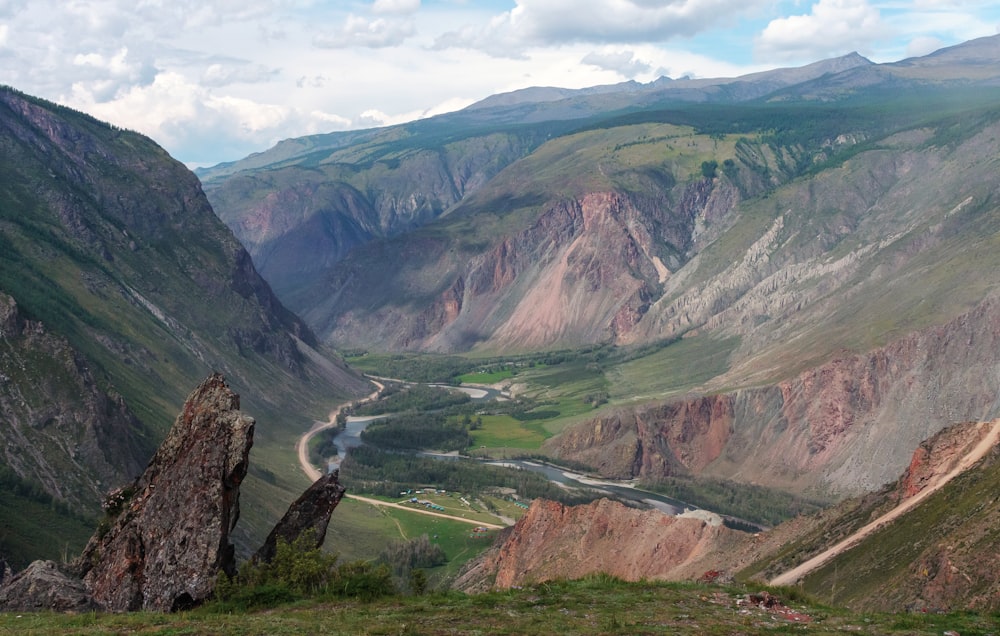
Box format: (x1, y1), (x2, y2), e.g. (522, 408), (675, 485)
(0, 560), (96, 612)
(253, 470), (346, 564)
(76, 373), (254, 611)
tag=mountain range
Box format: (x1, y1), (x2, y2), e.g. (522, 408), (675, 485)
(2, 32), (1000, 611)
(200, 36), (1000, 503)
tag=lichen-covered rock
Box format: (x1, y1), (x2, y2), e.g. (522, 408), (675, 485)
(76, 373), (254, 611)
(0, 560), (96, 612)
(252, 470), (346, 564)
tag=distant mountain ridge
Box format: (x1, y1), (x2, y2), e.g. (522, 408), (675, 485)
(200, 37), (1000, 359)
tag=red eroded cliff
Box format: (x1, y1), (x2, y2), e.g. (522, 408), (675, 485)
(453, 498), (742, 592)
(550, 297), (1000, 497)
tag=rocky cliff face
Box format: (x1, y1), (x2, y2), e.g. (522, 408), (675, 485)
(299, 169), (747, 352)
(453, 498), (743, 593)
(77, 374), (253, 612)
(0, 293), (148, 513)
(550, 297), (1000, 497)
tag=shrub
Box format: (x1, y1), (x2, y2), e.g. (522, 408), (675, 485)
(211, 529), (396, 610)
(327, 560), (395, 601)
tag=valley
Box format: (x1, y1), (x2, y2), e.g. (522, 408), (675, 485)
(3, 33), (1000, 624)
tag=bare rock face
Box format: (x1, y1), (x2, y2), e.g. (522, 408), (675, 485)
(0, 561), (96, 612)
(0, 292), (149, 515)
(548, 396), (734, 479)
(453, 498), (740, 593)
(76, 373), (254, 612)
(252, 470), (346, 564)
(897, 421), (993, 499)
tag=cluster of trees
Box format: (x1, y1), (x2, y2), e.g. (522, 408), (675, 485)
(341, 446), (603, 507)
(376, 534), (446, 593)
(348, 348), (595, 385)
(638, 476), (825, 527)
(308, 430), (339, 466)
(352, 384), (470, 416)
(360, 412), (471, 452)
(0, 464), (88, 520)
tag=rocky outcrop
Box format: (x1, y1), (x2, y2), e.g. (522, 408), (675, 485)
(0, 373), (355, 613)
(0, 561), (96, 612)
(453, 498), (742, 593)
(252, 470), (346, 564)
(76, 374), (254, 612)
(896, 421), (993, 499)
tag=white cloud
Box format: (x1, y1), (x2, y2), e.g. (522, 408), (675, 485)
(755, 0), (884, 61)
(372, 0), (420, 15)
(581, 49), (652, 78)
(314, 14), (416, 48)
(68, 46), (158, 102)
(0, 0), (28, 17)
(0, 23), (8, 46)
(65, 70), (354, 167)
(434, 0), (760, 57)
(201, 62), (277, 88)
(905, 35), (945, 57)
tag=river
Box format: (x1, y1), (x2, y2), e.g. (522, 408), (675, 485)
(329, 414), (708, 519)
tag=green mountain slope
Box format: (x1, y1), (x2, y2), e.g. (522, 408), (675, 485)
(0, 87), (370, 565)
(742, 422), (1000, 612)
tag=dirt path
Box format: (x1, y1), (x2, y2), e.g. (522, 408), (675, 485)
(296, 380), (383, 483)
(770, 419), (1000, 587)
(296, 379), (508, 530)
(346, 495), (504, 529)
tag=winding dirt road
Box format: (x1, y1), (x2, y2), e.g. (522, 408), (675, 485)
(769, 419), (1000, 587)
(295, 380), (383, 483)
(295, 379), (506, 530)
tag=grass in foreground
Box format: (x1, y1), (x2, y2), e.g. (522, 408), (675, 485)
(1, 578), (996, 635)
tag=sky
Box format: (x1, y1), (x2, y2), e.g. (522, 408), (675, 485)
(1, 1), (998, 168)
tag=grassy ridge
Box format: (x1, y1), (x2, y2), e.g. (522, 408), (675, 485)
(797, 450), (1000, 611)
(1, 577), (996, 635)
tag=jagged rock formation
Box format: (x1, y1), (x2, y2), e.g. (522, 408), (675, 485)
(0, 374), (353, 613)
(453, 498), (742, 593)
(252, 470), (346, 564)
(0, 561), (96, 612)
(76, 374), (254, 612)
(550, 297), (1000, 497)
